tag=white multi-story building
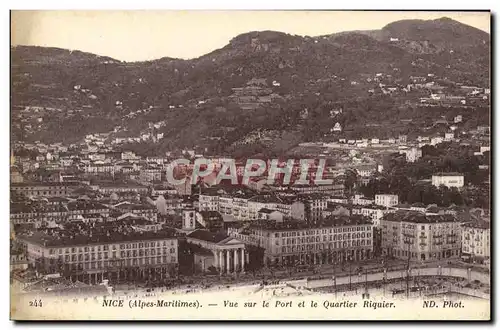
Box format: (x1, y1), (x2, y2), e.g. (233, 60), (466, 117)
(18, 227), (179, 284)
(304, 195), (328, 222)
(198, 194), (220, 212)
(375, 194), (399, 208)
(352, 194), (374, 206)
(121, 151), (139, 161)
(198, 192), (305, 221)
(461, 220), (490, 264)
(139, 167), (162, 182)
(228, 215), (373, 267)
(381, 211), (461, 262)
(431, 173), (464, 189)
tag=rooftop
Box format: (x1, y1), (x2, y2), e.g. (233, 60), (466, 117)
(433, 172), (464, 176)
(382, 211), (457, 224)
(188, 244), (214, 256)
(18, 224), (178, 248)
(11, 182), (81, 187)
(187, 230), (229, 243)
(462, 219), (490, 230)
(198, 210), (223, 220)
(244, 215), (372, 232)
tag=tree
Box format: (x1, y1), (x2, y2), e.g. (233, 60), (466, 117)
(344, 169), (358, 196)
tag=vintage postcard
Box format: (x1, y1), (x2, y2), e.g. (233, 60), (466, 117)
(10, 10), (491, 321)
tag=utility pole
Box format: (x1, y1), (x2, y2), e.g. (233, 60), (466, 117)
(383, 267), (387, 297)
(364, 268), (368, 295)
(329, 250), (337, 299)
(349, 254), (352, 291)
(406, 238), (411, 299)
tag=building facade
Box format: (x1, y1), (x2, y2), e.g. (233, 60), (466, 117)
(461, 220), (490, 264)
(228, 215), (373, 267)
(375, 194), (399, 208)
(186, 230), (247, 274)
(18, 230), (179, 285)
(11, 182), (80, 198)
(381, 211), (461, 262)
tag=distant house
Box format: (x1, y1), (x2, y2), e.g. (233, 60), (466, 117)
(332, 122), (342, 132)
(444, 132), (455, 141)
(402, 147), (422, 163)
(431, 137), (444, 146)
(480, 146), (490, 154)
(375, 194), (399, 208)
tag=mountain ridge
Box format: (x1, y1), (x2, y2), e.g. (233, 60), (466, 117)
(11, 17), (491, 156)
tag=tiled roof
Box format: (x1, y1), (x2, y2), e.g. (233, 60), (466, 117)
(187, 230), (228, 243)
(382, 210), (457, 224)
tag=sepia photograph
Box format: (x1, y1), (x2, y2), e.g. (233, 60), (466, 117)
(9, 10), (491, 321)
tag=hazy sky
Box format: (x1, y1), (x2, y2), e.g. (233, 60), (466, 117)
(11, 11), (490, 62)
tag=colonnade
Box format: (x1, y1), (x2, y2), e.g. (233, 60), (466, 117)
(215, 248), (247, 274)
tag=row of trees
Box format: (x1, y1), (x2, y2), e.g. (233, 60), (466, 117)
(359, 175), (465, 207)
(357, 144), (489, 208)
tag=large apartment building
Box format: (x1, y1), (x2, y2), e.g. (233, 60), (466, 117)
(461, 220), (490, 264)
(381, 211), (461, 262)
(11, 182), (80, 198)
(228, 215), (373, 267)
(198, 192), (305, 221)
(10, 201), (110, 226)
(270, 183), (344, 196)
